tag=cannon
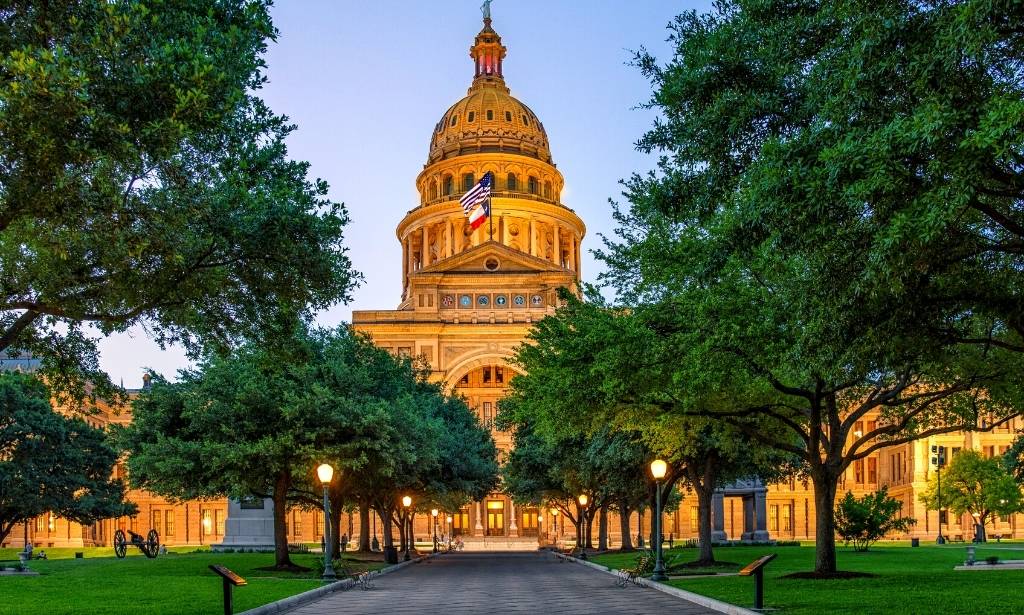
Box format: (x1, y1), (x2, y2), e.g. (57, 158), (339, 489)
(113, 529), (160, 559)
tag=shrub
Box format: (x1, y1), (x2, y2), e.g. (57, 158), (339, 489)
(986, 556), (1000, 565)
(835, 487), (917, 552)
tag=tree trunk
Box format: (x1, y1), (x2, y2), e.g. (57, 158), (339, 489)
(618, 503), (633, 551)
(397, 512), (406, 551)
(585, 511), (595, 548)
(358, 502), (371, 551)
(381, 508), (394, 549)
(330, 502), (343, 560)
(695, 483), (715, 565)
(272, 471), (294, 569)
(598, 505), (608, 550)
(811, 471), (840, 574)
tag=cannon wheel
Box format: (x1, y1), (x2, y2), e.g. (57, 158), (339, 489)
(113, 529), (127, 559)
(144, 529), (160, 559)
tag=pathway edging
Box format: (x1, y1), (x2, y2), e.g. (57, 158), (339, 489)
(553, 552), (759, 615)
(238, 552), (442, 615)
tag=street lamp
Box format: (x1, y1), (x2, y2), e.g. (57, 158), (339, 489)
(551, 508), (560, 542)
(650, 459), (668, 581)
(932, 445), (946, 544)
(577, 494), (589, 560)
(402, 495), (413, 561)
(316, 463), (336, 582)
(431, 509), (439, 553)
(446, 515), (453, 548)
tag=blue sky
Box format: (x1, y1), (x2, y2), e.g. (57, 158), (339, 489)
(97, 0), (714, 387)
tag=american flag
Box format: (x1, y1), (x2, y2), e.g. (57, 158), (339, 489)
(460, 172), (493, 215)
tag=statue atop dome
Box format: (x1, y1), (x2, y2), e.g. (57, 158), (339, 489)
(481, 0), (493, 20)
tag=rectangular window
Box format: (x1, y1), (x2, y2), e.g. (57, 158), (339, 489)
(854, 421), (864, 436)
(215, 509), (225, 536)
(165, 510), (174, 537)
(495, 366), (504, 384)
(483, 367), (491, 383)
(867, 420), (877, 434)
(854, 459), (864, 483)
(202, 510), (212, 536)
(690, 506), (699, 532)
(867, 457), (877, 483)
(293, 511), (302, 537)
(782, 505), (792, 532)
(152, 510), (161, 536)
(769, 505), (779, 533)
(316, 511), (324, 538)
(984, 445), (995, 458)
(35, 515), (43, 533)
(483, 402), (492, 423)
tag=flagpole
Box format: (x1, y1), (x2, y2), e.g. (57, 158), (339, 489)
(488, 195), (494, 242)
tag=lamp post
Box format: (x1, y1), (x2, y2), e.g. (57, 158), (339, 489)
(446, 515), (453, 548)
(431, 509), (439, 553)
(650, 459), (668, 581)
(577, 494), (589, 560)
(931, 445), (946, 544)
(551, 508), (560, 542)
(316, 463), (336, 582)
(402, 496), (412, 561)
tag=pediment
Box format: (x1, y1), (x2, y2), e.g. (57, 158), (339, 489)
(416, 240), (566, 276)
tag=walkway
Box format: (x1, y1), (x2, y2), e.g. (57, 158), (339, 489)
(286, 552), (721, 615)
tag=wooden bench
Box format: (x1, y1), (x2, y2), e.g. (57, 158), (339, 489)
(337, 563), (375, 590)
(616, 551), (652, 587)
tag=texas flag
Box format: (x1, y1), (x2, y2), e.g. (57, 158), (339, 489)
(460, 172), (493, 230)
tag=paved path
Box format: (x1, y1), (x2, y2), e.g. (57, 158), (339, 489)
(287, 552), (721, 615)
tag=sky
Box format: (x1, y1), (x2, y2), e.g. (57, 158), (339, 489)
(96, 0), (715, 388)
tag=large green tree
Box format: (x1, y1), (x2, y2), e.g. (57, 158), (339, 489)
(0, 372), (134, 544)
(598, 1), (1024, 574)
(0, 1), (357, 403)
(119, 323), (380, 570)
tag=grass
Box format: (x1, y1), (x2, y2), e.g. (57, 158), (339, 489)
(0, 546), (385, 615)
(591, 542), (1024, 614)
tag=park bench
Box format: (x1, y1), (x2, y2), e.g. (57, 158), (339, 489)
(616, 551), (652, 588)
(337, 562), (374, 591)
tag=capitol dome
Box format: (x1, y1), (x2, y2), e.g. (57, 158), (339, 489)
(427, 21), (552, 165)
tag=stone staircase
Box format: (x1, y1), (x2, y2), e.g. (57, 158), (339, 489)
(459, 536), (541, 551)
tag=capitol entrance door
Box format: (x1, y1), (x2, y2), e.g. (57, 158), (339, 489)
(486, 500), (505, 536)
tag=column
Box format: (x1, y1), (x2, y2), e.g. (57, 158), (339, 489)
(753, 489), (770, 541)
(509, 501), (518, 537)
(454, 218), (464, 254)
(552, 222), (561, 266)
(447, 219), (455, 258)
(742, 496), (755, 541)
(475, 501), (484, 536)
(401, 239), (409, 297)
(712, 492), (727, 541)
(575, 238), (581, 274)
(421, 226), (430, 268)
(568, 233), (576, 272)
(529, 218), (537, 257)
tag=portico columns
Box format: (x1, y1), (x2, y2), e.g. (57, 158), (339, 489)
(509, 501), (518, 537)
(421, 226), (430, 268)
(475, 501), (484, 536)
(552, 222), (561, 266)
(712, 492), (728, 541)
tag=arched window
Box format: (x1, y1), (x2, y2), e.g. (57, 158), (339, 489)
(486, 110), (494, 121)
(463, 173), (475, 192)
(507, 173), (517, 191)
(543, 181), (552, 199)
(468, 111), (475, 122)
(429, 181), (438, 200)
(443, 175), (454, 196)
(528, 176), (539, 195)
(450, 115), (458, 127)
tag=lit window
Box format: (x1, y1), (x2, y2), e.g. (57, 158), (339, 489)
(165, 510), (174, 537)
(215, 510), (225, 535)
(496, 367), (504, 384)
(483, 367), (492, 383)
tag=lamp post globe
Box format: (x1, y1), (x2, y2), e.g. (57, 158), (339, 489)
(650, 459), (668, 582)
(402, 496), (413, 561)
(316, 464), (336, 582)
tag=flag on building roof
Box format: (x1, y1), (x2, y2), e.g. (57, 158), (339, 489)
(460, 172), (493, 215)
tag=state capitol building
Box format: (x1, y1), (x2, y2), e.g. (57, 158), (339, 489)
(4, 16), (1021, 551)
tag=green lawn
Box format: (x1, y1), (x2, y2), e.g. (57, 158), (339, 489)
(0, 547), (384, 615)
(592, 542), (1024, 614)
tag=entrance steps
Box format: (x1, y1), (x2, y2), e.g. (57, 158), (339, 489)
(459, 536), (540, 551)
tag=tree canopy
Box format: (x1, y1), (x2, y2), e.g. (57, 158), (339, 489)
(920, 449), (1023, 542)
(0, 372), (134, 544)
(0, 0), (358, 403)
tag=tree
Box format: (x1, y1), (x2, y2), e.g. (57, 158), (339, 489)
(835, 488), (916, 552)
(0, 372), (134, 544)
(596, 1), (1024, 573)
(119, 323), (381, 570)
(920, 450), (1024, 542)
(0, 1), (358, 403)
